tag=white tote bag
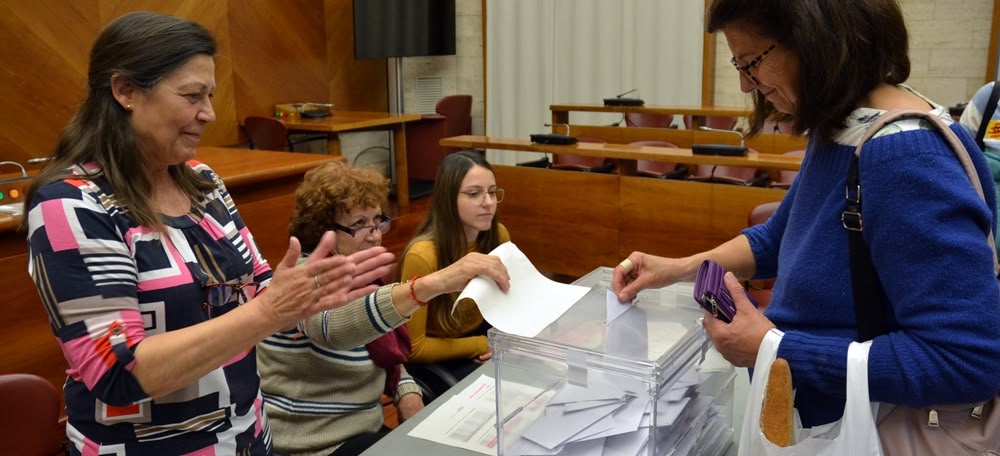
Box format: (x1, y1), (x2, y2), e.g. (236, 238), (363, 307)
(738, 328), (882, 456)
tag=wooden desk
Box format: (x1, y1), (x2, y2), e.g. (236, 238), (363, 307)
(281, 111), (423, 206)
(547, 104), (807, 154)
(550, 103), (751, 127)
(0, 147), (341, 412)
(441, 135), (803, 176)
(437, 135), (791, 277)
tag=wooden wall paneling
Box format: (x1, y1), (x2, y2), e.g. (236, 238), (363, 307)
(618, 177), (785, 261)
(569, 125), (697, 147)
(0, 0), (408, 160)
(229, 0), (330, 126)
(708, 184), (786, 240)
(0, 1), (99, 164)
(494, 166), (619, 277)
(619, 177), (715, 259)
(326, 0), (388, 112)
(0, 234), (67, 411)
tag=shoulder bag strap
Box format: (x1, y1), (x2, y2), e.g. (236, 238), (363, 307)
(844, 109), (999, 341)
(975, 80), (1000, 151)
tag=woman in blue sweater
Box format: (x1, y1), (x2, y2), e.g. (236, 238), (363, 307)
(613, 0), (1000, 443)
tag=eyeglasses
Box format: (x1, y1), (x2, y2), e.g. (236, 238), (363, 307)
(460, 188), (505, 204)
(730, 43), (777, 85)
(332, 215), (392, 238)
(203, 281), (259, 318)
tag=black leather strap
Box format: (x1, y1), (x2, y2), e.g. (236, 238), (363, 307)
(845, 155), (889, 342)
(975, 79), (1000, 150)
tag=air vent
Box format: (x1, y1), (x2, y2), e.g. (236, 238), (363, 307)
(415, 77), (443, 114)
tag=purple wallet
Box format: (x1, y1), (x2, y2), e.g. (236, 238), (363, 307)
(693, 259), (758, 323)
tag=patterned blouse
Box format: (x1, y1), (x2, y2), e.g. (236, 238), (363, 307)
(27, 161), (273, 455)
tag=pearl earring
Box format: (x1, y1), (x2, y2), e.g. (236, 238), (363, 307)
(125, 104), (133, 111)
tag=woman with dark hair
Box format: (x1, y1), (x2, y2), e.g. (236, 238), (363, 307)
(400, 150), (510, 392)
(257, 161), (508, 456)
(613, 0), (1000, 447)
(23, 12), (396, 454)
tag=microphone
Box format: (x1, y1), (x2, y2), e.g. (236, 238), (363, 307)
(698, 126), (745, 147)
(603, 89), (645, 107)
(692, 126), (748, 156)
(530, 123), (578, 145)
(0, 160), (29, 184)
(27, 157), (53, 164)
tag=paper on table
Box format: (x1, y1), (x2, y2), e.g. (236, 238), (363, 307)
(407, 374), (544, 455)
(455, 242), (589, 337)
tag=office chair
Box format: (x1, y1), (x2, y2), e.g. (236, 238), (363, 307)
(628, 140), (687, 179)
(243, 116), (328, 151)
(769, 150), (805, 189)
(0, 374), (68, 455)
(406, 95), (473, 183)
(405, 364), (459, 404)
(687, 163), (769, 186)
(551, 137), (615, 173)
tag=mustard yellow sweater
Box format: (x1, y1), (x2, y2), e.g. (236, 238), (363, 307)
(401, 224), (509, 363)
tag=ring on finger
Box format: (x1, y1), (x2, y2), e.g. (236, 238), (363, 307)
(313, 275), (322, 289)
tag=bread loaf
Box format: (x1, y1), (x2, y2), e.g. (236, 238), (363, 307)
(760, 357), (794, 447)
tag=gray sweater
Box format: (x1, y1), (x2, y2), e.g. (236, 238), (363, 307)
(257, 283), (422, 455)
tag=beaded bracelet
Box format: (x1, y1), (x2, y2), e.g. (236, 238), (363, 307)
(409, 274), (429, 307)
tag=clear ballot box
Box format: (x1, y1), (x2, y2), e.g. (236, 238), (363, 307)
(488, 267), (735, 456)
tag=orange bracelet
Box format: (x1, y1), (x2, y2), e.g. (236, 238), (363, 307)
(409, 275), (429, 307)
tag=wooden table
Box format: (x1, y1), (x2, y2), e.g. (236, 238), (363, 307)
(441, 135), (803, 176)
(546, 104), (807, 154)
(550, 103), (752, 128)
(0, 147), (342, 417)
(438, 135), (793, 278)
(281, 111), (423, 206)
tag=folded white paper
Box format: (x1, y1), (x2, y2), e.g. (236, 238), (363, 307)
(454, 242), (589, 337)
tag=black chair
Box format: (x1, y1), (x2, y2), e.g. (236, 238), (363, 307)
(405, 364), (459, 404)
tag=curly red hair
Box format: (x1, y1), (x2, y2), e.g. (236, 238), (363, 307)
(288, 161), (389, 253)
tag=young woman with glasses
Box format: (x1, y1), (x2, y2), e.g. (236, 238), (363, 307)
(612, 0), (1000, 451)
(257, 161), (509, 456)
(399, 150), (510, 397)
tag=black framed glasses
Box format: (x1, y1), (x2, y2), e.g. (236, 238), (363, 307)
(730, 43), (777, 85)
(203, 281), (259, 318)
(332, 215), (392, 238)
(460, 188), (505, 204)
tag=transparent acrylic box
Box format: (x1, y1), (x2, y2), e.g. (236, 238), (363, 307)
(489, 267), (735, 456)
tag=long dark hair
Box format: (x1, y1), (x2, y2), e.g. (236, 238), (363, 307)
(707, 0), (910, 143)
(401, 150), (502, 333)
(23, 11), (217, 229)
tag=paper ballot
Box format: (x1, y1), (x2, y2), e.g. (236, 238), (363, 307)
(455, 242), (589, 337)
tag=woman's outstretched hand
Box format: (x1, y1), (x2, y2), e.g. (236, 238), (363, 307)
(611, 251), (676, 303)
(258, 231), (395, 327)
(430, 252), (511, 294)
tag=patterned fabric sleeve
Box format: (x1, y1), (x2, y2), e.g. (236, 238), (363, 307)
(27, 177), (150, 406)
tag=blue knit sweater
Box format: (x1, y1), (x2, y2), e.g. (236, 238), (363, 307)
(743, 111), (1000, 427)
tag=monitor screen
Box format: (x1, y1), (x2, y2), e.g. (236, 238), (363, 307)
(353, 0), (456, 59)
